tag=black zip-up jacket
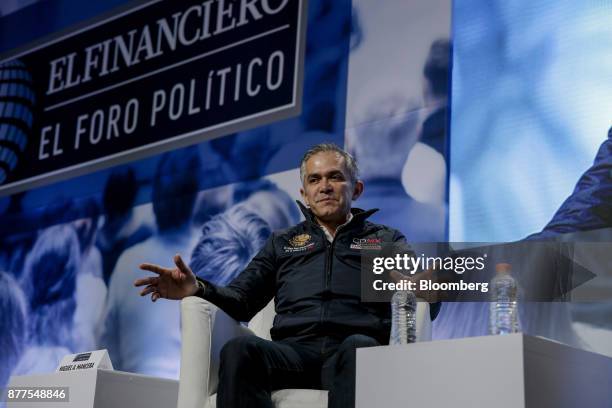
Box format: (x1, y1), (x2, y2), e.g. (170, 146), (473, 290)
(197, 203), (438, 344)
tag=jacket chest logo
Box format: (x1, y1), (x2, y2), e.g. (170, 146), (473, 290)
(350, 237), (382, 250)
(284, 233), (315, 253)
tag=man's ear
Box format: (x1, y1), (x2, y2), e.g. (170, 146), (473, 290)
(352, 180), (364, 200)
(300, 187), (309, 207)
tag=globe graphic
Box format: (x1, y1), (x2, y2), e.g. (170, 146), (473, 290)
(0, 59), (35, 185)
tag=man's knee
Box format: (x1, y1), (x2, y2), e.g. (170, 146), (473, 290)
(341, 334), (380, 351)
(335, 334), (379, 365)
(220, 336), (264, 371)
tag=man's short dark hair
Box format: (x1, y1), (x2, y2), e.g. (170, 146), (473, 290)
(153, 148), (201, 232)
(103, 167), (138, 218)
(423, 39), (451, 97)
(300, 143), (359, 185)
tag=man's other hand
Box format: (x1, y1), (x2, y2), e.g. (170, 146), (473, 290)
(134, 254), (199, 302)
(390, 269), (446, 303)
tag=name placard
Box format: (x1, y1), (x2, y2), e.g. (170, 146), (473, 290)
(56, 349), (114, 372)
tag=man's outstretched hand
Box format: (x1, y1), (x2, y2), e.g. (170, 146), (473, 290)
(134, 254), (199, 302)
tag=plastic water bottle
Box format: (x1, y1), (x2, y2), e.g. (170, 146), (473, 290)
(390, 290), (417, 344)
(489, 263), (520, 335)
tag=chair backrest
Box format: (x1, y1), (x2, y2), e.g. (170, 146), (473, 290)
(248, 299), (275, 340)
(247, 298), (433, 342)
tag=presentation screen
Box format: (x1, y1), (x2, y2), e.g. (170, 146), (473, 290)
(446, 0), (612, 355)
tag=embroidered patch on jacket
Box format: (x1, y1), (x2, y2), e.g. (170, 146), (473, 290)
(284, 233), (315, 253)
(350, 237), (382, 250)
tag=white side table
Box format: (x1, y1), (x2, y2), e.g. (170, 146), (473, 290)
(356, 334), (612, 408)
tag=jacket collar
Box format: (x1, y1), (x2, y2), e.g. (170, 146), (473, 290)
(296, 201), (378, 226)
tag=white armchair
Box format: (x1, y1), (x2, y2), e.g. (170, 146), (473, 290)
(177, 297), (432, 408)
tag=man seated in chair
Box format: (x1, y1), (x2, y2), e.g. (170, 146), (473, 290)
(135, 143), (439, 407)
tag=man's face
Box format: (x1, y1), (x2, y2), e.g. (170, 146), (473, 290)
(300, 151), (363, 224)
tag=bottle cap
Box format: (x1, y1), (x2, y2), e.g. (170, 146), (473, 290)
(495, 263), (512, 274)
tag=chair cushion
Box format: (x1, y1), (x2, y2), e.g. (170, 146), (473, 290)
(208, 389), (328, 408)
(272, 389), (328, 408)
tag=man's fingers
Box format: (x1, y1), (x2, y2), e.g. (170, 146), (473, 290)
(139, 263), (172, 276)
(140, 285), (157, 297)
(134, 276), (158, 287)
(389, 269), (442, 302)
(174, 254), (191, 277)
(390, 270), (409, 283)
(151, 292), (161, 302)
(421, 268), (435, 279)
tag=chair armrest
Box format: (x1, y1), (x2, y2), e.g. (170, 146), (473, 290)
(415, 299), (432, 342)
(177, 296), (254, 408)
